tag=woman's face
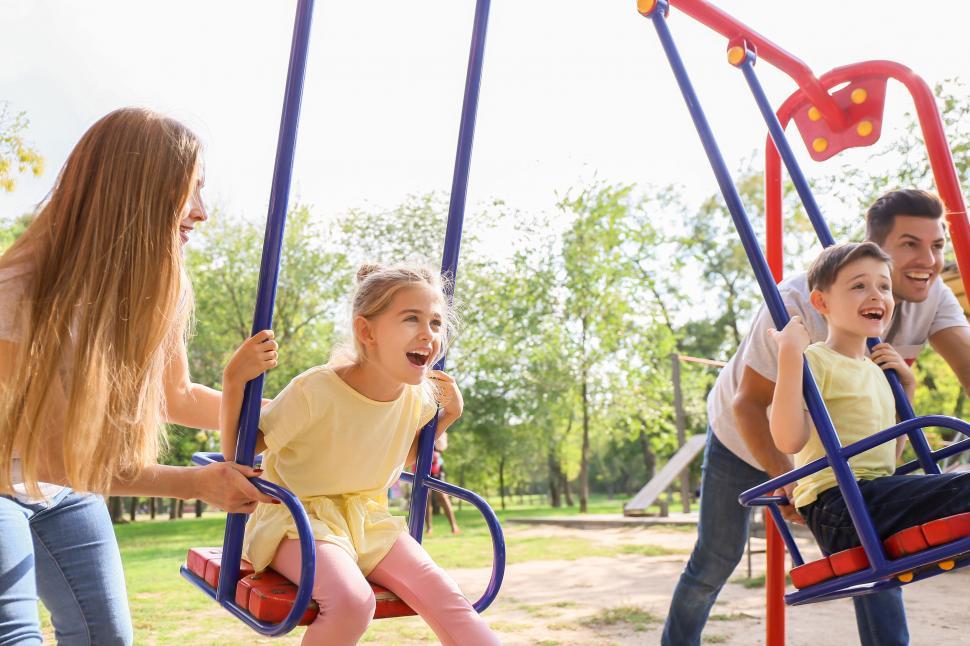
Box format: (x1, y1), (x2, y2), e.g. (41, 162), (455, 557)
(178, 164), (207, 246)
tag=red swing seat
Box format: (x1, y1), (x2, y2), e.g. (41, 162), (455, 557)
(789, 512), (970, 589)
(185, 547), (416, 624)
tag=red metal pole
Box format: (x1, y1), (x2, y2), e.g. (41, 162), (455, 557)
(669, 0), (847, 130)
(765, 140), (784, 282)
(765, 510), (787, 646)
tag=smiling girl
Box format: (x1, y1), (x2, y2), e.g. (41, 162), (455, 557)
(220, 263), (499, 646)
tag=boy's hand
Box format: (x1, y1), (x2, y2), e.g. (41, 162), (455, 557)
(429, 370), (463, 421)
(224, 330), (278, 386)
(870, 342), (915, 389)
(766, 316), (811, 354)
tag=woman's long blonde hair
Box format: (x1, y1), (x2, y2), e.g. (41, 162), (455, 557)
(0, 107), (200, 497)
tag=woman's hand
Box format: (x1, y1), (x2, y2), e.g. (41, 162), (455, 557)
(224, 330), (278, 386)
(430, 370), (463, 422)
(191, 461), (278, 513)
(870, 342), (916, 397)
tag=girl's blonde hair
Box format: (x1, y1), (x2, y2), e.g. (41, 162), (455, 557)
(332, 263), (459, 401)
(0, 107), (201, 497)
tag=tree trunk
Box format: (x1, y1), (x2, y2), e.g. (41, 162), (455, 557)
(128, 497), (137, 522)
(177, 499), (185, 519)
(169, 498), (178, 520)
(562, 470), (574, 507)
(195, 500), (205, 518)
(107, 496), (126, 524)
(547, 448), (562, 508)
(498, 456), (506, 511)
(672, 354), (691, 513)
(638, 428), (656, 486)
(149, 497), (157, 519)
(579, 317), (590, 513)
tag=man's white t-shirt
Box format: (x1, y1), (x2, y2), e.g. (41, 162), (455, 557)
(0, 264), (67, 503)
(707, 272), (969, 470)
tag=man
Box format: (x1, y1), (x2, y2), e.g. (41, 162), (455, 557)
(662, 189), (970, 646)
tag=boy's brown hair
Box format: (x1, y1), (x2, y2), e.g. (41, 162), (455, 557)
(865, 189), (944, 244)
(807, 241), (892, 292)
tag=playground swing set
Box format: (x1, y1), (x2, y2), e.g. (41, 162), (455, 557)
(175, 0), (970, 642)
(180, 0), (505, 637)
(637, 0), (970, 644)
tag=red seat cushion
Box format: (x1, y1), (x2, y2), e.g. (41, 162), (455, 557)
(373, 583), (417, 619)
(790, 558), (835, 590)
(921, 512), (970, 547)
(829, 546), (869, 576)
(186, 547), (255, 588)
(204, 556), (255, 589)
(884, 526), (929, 559)
(240, 571), (415, 623)
(187, 547), (220, 579)
(786, 513), (970, 590)
(240, 570), (319, 625)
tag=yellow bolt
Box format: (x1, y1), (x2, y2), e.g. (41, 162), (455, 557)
(939, 560), (955, 571)
(851, 88), (868, 104)
(857, 120), (874, 137)
(812, 138), (829, 153)
(808, 106), (821, 122)
(727, 46), (746, 66)
(898, 571), (914, 583)
(637, 0), (657, 15)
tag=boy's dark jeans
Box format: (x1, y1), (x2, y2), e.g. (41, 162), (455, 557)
(800, 472), (970, 554)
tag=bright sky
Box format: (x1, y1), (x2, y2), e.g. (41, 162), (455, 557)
(2, 1), (968, 237)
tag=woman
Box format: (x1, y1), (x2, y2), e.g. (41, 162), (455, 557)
(0, 107), (275, 645)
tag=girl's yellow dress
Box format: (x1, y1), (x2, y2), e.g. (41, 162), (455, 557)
(242, 365), (436, 575)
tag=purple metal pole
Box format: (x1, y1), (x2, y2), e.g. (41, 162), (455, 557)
(408, 0), (492, 542)
(644, 1), (890, 571)
(217, 0), (316, 624)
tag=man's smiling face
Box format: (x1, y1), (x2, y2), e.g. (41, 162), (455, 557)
(881, 215), (946, 303)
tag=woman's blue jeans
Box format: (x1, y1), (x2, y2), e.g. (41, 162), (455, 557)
(661, 430), (909, 646)
(0, 490), (132, 645)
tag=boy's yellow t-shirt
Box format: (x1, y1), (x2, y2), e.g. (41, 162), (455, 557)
(791, 343), (897, 509)
(242, 365), (437, 575)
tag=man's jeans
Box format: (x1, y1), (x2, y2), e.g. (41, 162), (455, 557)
(0, 490), (132, 645)
(661, 430), (908, 646)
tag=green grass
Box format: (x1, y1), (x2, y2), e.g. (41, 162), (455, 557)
(580, 605), (661, 632)
(60, 494), (668, 643)
(709, 612), (748, 621)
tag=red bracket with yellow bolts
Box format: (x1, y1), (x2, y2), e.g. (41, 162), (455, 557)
(789, 76), (888, 162)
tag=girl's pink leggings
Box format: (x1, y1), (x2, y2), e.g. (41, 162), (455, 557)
(271, 533), (500, 645)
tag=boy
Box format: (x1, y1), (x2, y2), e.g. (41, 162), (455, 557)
(769, 241), (970, 553)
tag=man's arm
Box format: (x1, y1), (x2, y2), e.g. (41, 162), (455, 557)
(732, 366), (795, 478)
(929, 326), (970, 392)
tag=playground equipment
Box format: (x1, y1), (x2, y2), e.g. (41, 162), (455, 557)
(180, 0), (505, 635)
(637, 0), (970, 644)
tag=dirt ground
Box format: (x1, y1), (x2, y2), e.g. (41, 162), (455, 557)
(450, 523), (970, 646)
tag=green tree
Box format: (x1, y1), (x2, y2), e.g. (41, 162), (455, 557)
(0, 102), (44, 193)
(558, 184), (639, 512)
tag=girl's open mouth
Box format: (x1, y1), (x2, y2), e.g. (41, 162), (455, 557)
(406, 351), (430, 367)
